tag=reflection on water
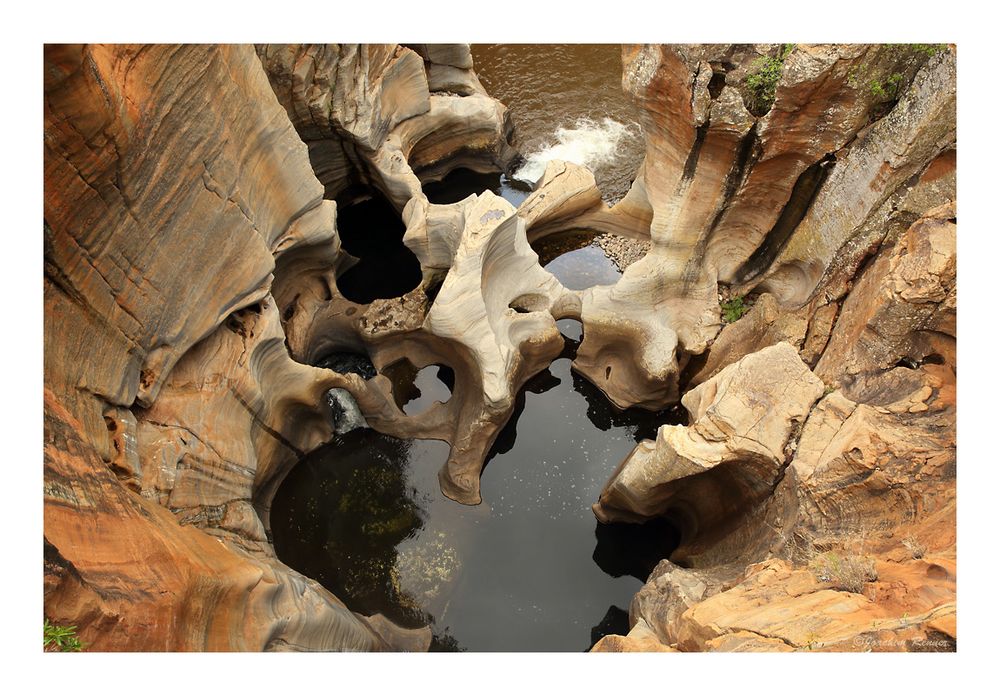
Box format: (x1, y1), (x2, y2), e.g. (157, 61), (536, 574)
(545, 246), (622, 291)
(423, 168), (531, 209)
(471, 44), (644, 202)
(272, 321), (684, 651)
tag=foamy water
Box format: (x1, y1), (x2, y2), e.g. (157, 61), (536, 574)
(512, 117), (640, 186)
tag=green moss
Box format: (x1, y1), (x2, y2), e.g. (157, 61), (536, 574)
(721, 295), (747, 323)
(869, 71), (904, 100)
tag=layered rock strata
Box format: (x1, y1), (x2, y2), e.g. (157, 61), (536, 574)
(592, 201), (956, 651)
(44, 42), (957, 653)
(43, 42), (512, 650)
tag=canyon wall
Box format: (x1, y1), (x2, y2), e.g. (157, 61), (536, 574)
(43, 42), (513, 650)
(589, 44), (956, 652)
(44, 43), (956, 652)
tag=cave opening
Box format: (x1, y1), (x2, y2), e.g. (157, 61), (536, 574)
(381, 358), (455, 416)
(333, 186), (423, 305)
(421, 167), (530, 208)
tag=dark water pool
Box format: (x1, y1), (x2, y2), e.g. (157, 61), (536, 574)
(272, 313), (683, 652)
(335, 190), (423, 305)
(422, 167), (530, 209)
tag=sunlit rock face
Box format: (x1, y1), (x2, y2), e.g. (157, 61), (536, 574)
(44, 42), (956, 653)
(43, 43), (396, 651)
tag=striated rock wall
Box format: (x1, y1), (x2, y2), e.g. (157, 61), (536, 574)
(546, 44), (956, 413)
(44, 42), (957, 653)
(592, 204), (955, 652)
(44, 42), (481, 651)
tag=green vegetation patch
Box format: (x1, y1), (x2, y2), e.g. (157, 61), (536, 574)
(744, 44), (794, 115)
(721, 295), (748, 324)
(44, 619), (83, 652)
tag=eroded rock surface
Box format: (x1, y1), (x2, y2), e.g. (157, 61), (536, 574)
(593, 344), (824, 541)
(44, 42), (957, 653)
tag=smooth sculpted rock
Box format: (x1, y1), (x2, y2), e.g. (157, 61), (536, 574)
(554, 45), (955, 411)
(593, 344), (825, 546)
(410, 193), (579, 503)
(43, 44), (412, 651)
(256, 43), (517, 273)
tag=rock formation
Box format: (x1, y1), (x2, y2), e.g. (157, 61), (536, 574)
(44, 42), (956, 652)
(43, 42), (514, 650)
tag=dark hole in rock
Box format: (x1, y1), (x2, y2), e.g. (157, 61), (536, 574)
(422, 167), (529, 208)
(424, 272), (446, 305)
(592, 517), (682, 582)
(605, 366), (612, 380)
(381, 358), (454, 416)
(334, 188), (422, 305)
(588, 605), (630, 651)
(315, 351), (377, 380)
(708, 69), (727, 99)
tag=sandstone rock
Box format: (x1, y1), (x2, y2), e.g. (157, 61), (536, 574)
(43, 44), (402, 651)
(689, 293), (808, 386)
(671, 558), (955, 652)
(628, 560), (734, 646)
(44, 389), (383, 651)
(593, 344), (825, 550)
(43, 42), (958, 654)
(754, 50), (956, 307)
(589, 619), (677, 652)
(815, 202), (956, 384)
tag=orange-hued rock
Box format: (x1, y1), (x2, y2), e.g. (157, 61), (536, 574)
(44, 42), (957, 653)
(815, 202), (956, 385)
(590, 619), (678, 652)
(43, 44), (415, 650)
(553, 45), (955, 413)
(44, 388), (383, 651)
(671, 559), (955, 652)
(593, 344), (824, 533)
(619, 354), (955, 651)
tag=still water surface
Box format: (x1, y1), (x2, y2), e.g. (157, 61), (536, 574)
(273, 320), (682, 651)
(271, 44), (674, 652)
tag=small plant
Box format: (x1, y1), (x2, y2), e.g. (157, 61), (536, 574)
(744, 57), (783, 114)
(908, 43), (948, 57)
(902, 535), (927, 559)
(869, 72), (904, 100)
(809, 552), (878, 594)
(721, 295), (747, 323)
(742, 44), (795, 114)
(44, 619), (83, 652)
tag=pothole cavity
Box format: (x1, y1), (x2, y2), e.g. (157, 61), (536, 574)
(382, 359), (455, 416)
(532, 230), (624, 291)
(273, 334), (685, 651)
(334, 187), (422, 304)
(422, 167), (530, 208)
